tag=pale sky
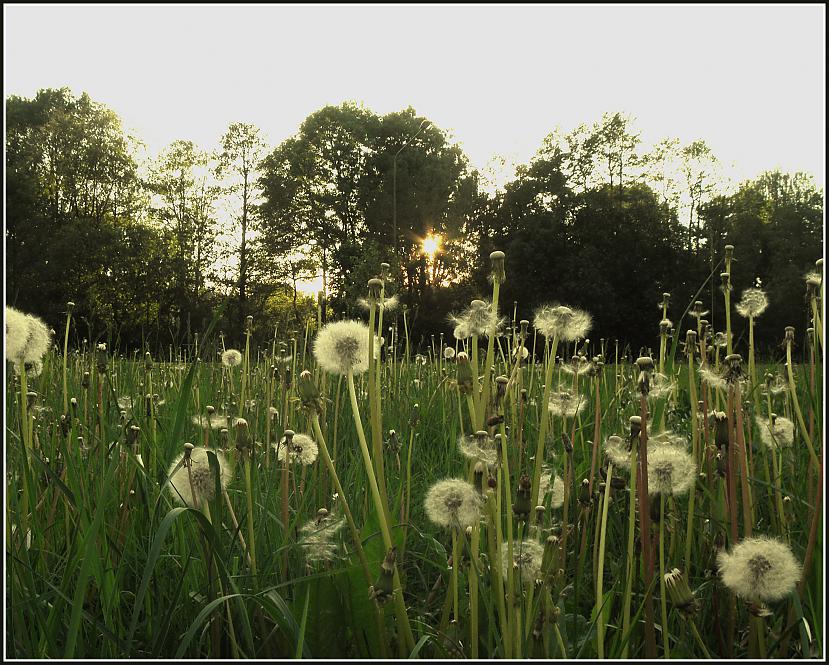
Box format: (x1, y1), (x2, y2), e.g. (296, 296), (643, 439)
(4, 3), (826, 191)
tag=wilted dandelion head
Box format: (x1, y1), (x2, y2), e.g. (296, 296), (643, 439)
(298, 510), (346, 563)
(221, 349), (242, 367)
(699, 366), (727, 390)
(502, 539), (545, 585)
(647, 447), (696, 496)
(534, 304), (592, 342)
(424, 478), (482, 530)
(755, 415), (794, 450)
(717, 536), (801, 603)
(449, 299), (503, 338)
(276, 433), (319, 465)
(604, 435), (632, 469)
(5, 307), (52, 367)
(313, 320), (370, 375)
(167, 446), (231, 507)
(458, 432), (498, 466)
(548, 391), (586, 418)
(736, 288), (769, 319)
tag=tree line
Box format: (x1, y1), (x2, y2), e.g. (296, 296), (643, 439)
(5, 88), (823, 355)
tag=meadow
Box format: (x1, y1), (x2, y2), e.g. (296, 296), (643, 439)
(5, 249), (824, 660)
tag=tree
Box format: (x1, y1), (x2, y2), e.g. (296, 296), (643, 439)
(215, 122), (268, 338)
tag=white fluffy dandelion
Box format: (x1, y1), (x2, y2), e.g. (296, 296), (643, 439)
(313, 320), (370, 375)
(755, 415), (795, 450)
(5, 307), (52, 367)
(647, 447), (696, 496)
(276, 433), (319, 465)
(167, 447), (232, 507)
(424, 478), (482, 530)
(298, 511), (346, 563)
(604, 435), (632, 469)
(717, 536), (801, 603)
(449, 299), (504, 339)
(548, 391), (586, 418)
(458, 433), (498, 466)
(221, 349), (242, 367)
(443, 346), (456, 360)
(502, 539), (545, 585)
(699, 366), (727, 391)
(735, 288), (769, 319)
(534, 304), (592, 341)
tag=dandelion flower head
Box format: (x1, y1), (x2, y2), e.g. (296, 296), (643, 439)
(277, 433), (319, 465)
(647, 446), (696, 496)
(167, 446), (231, 507)
(424, 478), (482, 530)
(313, 320), (370, 375)
(502, 539), (545, 585)
(221, 349), (242, 367)
(534, 304), (592, 341)
(717, 536), (801, 603)
(735, 288), (769, 319)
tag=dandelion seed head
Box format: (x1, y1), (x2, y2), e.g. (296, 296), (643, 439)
(167, 446), (231, 507)
(443, 347), (456, 359)
(5, 307), (52, 367)
(313, 320), (370, 375)
(534, 304), (592, 341)
(717, 536), (801, 603)
(221, 349), (242, 367)
(299, 511), (346, 563)
(736, 288), (769, 319)
(604, 435), (632, 469)
(755, 415), (794, 450)
(548, 391), (586, 418)
(276, 433), (318, 465)
(502, 539), (545, 585)
(458, 433), (498, 465)
(699, 366), (727, 390)
(647, 447), (696, 496)
(424, 478), (482, 530)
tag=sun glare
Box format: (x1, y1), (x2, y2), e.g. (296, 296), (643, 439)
(423, 233), (441, 258)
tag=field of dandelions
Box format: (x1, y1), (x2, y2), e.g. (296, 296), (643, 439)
(6, 249), (824, 659)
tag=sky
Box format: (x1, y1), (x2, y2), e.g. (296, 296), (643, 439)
(4, 3), (825, 190)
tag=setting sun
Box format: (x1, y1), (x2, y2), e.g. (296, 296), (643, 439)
(422, 233), (442, 258)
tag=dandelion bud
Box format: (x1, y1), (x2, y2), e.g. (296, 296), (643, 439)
(60, 414), (70, 438)
(409, 403), (420, 428)
(316, 507), (329, 523)
(519, 319), (529, 337)
(96, 345), (107, 374)
(784, 326), (795, 343)
(578, 478), (591, 507)
(489, 250), (506, 283)
(535, 504), (546, 524)
(629, 416), (642, 441)
(513, 474), (532, 520)
(456, 352), (474, 395)
(487, 414), (505, 427)
(298, 370), (322, 413)
(665, 568), (697, 616)
(367, 278), (383, 301)
(487, 475), (497, 490)
(380, 262), (391, 280)
(144, 351), (153, 371)
(724, 244), (734, 262)
(474, 461), (485, 493)
(711, 411), (729, 449)
(127, 424), (141, 448)
(542, 535), (560, 580)
(659, 319), (671, 334)
(235, 419), (252, 453)
(685, 329), (697, 348)
(26, 391), (37, 408)
(246, 315), (253, 331)
(495, 375), (508, 397)
(636, 356), (654, 372)
(369, 547), (397, 604)
(562, 432), (573, 454)
(716, 452), (727, 477)
(720, 272), (731, 291)
(183, 442), (195, 460)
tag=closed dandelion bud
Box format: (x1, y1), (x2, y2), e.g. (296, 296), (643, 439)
(367, 278), (383, 301)
(629, 416), (642, 442)
(660, 319), (671, 334)
(144, 352), (153, 371)
(60, 414), (70, 438)
(246, 315), (253, 332)
(183, 442), (195, 460)
(26, 391), (37, 409)
(578, 478), (591, 507)
(535, 504), (546, 525)
(489, 250), (506, 283)
(96, 344), (107, 374)
(298, 370), (322, 413)
(380, 262), (391, 280)
(711, 411), (729, 449)
(369, 547), (397, 604)
(235, 419), (252, 453)
(456, 352), (474, 395)
(561, 431), (573, 454)
(487, 414), (505, 427)
(513, 474), (532, 519)
(219, 428), (229, 448)
(206, 405), (215, 416)
(488, 475), (497, 490)
(409, 403), (420, 428)
(716, 452), (727, 477)
(720, 272), (731, 293)
(145, 394), (152, 418)
(520, 388), (528, 403)
(665, 568), (697, 616)
(495, 374), (508, 401)
(81, 371), (89, 390)
(686, 329), (697, 348)
(520, 319), (529, 337)
(127, 424), (140, 448)
(542, 535), (560, 581)
(784, 326), (795, 343)
(724, 244), (734, 262)
(474, 461), (485, 493)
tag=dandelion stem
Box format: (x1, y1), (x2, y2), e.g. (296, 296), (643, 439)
(595, 462), (612, 659)
(530, 335), (559, 524)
